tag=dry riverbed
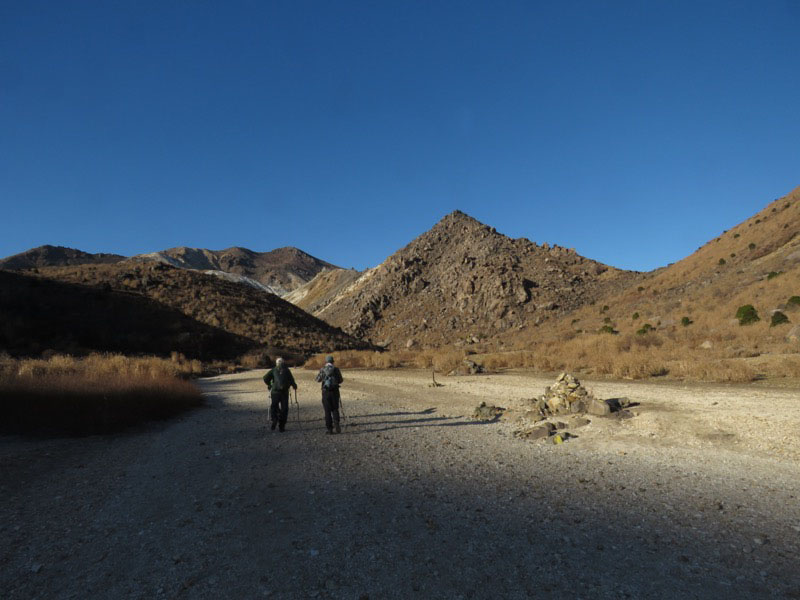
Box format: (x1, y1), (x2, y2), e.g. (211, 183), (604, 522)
(2, 368), (799, 599)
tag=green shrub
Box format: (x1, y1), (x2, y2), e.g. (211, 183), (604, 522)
(598, 325), (618, 335)
(637, 286), (645, 292)
(681, 316), (693, 327)
(735, 304), (760, 326)
(788, 296), (800, 307)
(603, 316), (612, 324)
(770, 311), (789, 327)
(767, 271), (782, 280)
(733, 233), (740, 238)
(718, 258), (726, 265)
(632, 312), (639, 320)
(600, 305), (609, 313)
(636, 323), (655, 335)
(730, 253), (736, 258)
(748, 243), (756, 250)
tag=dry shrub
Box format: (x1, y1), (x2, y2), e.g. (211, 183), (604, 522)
(608, 355), (669, 379)
(0, 354), (203, 435)
(673, 358), (757, 383)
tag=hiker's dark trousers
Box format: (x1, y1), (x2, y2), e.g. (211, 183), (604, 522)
(322, 388), (340, 430)
(270, 391), (289, 426)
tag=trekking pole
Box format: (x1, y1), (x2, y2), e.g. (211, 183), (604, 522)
(338, 395), (347, 429)
(294, 388), (302, 431)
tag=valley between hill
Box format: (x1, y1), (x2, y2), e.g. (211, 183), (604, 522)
(2, 370), (798, 599)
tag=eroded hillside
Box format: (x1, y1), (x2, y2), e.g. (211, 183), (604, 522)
(129, 246), (337, 295)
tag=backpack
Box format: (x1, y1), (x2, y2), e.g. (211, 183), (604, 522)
(321, 364), (339, 390)
(271, 366), (289, 392)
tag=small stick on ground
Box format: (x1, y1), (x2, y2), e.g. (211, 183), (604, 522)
(429, 369), (444, 388)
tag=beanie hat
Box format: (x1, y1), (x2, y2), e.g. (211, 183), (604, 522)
(325, 355), (334, 364)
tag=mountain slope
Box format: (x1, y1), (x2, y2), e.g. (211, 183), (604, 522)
(316, 211), (640, 347)
(489, 186), (800, 379)
(129, 246), (338, 295)
(0, 270), (254, 360)
(34, 262), (373, 357)
(284, 268), (362, 314)
(0, 245), (125, 270)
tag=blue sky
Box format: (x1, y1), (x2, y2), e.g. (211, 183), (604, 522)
(1, 1), (798, 272)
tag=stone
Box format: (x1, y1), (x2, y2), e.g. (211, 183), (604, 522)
(473, 402), (504, 420)
(786, 325), (800, 342)
(700, 340), (713, 349)
(587, 398), (611, 416)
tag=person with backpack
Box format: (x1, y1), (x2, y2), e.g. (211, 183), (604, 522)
(315, 355), (344, 434)
(263, 357), (297, 432)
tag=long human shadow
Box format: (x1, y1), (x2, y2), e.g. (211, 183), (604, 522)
(345, 413), (501, 433)
(351, 407), (438, 418)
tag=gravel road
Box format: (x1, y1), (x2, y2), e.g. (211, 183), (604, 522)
(2, 368), (799, 599)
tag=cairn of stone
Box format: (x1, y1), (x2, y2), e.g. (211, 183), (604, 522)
(530, 372), (611, 417)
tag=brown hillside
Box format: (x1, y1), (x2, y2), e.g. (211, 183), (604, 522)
(35, 262), (372, 357)
(0, 270), (253, 360)
(129, 246), (338, 294)
(0, 245), (125, 270)
(284, 268), (362, 314)
(489, 186), (800, 380)
(316, 211), (640, 347)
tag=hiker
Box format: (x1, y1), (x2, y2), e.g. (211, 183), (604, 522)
(263, 357), (297, 432)
(315, 355), (344, 434)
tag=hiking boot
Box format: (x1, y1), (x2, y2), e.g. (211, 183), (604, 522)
(334, 423), (341, 434)
(270, 421), (277, 431)
(325, 428), (333, 435)
(279, 424), (285, 432)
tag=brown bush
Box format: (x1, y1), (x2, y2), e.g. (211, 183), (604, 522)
(0, 354), (203, 435)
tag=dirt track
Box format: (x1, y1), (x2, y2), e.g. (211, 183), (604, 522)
(2, 369), (799, 599)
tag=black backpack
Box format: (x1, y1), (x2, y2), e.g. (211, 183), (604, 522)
(272, 366), (289, 392)
(321, 364), (339, 390)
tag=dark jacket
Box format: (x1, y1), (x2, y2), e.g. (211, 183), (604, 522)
(315, 363), (343, 389)
(263, 365), (297, 394)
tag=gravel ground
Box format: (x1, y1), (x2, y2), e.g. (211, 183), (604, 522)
(2, 368), (799, 599)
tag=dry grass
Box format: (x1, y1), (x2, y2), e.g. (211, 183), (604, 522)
(0, 354), (204, 435)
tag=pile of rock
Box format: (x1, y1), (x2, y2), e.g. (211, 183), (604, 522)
(515, 373), (633, 443)
(529, 373), (611, 417)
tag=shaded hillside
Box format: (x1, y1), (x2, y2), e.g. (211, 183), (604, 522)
(0, 271), (253, 359)
(284, 268), (362, 314)
(317, 211), (640, 347)
(129, 246), (338, 295)
(0, 245), (125, 270)
(36, 262), (372, 356)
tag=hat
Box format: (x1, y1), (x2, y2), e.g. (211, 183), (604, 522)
(325, 355), (334, 363)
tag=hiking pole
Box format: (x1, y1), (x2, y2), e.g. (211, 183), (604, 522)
(338, 395), (347, 430)
(294, 388), (302, 431)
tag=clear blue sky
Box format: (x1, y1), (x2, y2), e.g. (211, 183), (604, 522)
(2, 1), (798, 272)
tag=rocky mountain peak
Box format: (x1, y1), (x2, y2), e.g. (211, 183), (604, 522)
(315, 212), (637, 347)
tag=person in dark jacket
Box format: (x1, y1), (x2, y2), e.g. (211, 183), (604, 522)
(263, 357), (297, 432)
(315, 355), (343, 434)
